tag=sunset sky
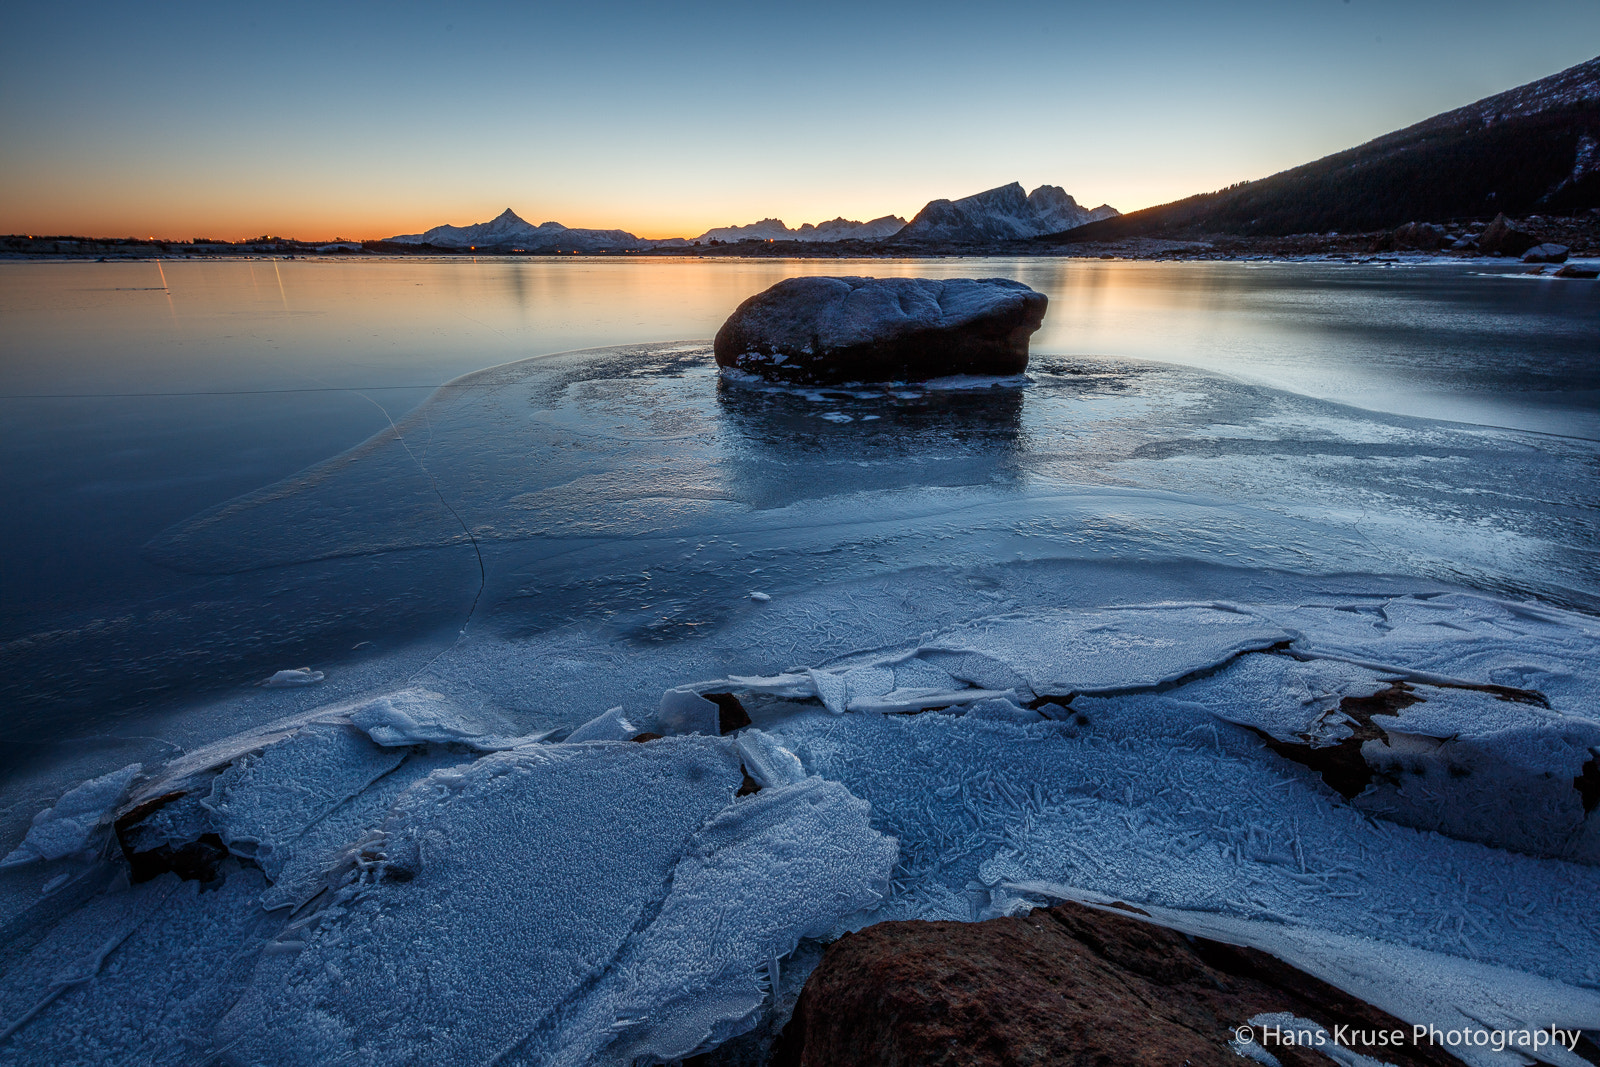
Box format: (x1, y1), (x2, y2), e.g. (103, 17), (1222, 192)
(3, 0), (1597, 241)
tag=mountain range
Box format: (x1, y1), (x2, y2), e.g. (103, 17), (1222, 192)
(385, 183), (1117, 251)
(694, 215), (909, 244)
(1054, 53), (1600, 243)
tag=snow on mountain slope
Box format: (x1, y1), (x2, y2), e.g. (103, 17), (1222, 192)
(384, 185), (1116, 250)
(387, 208), (643, 251)
(693, 214), (907, 244)
(895, 182), (1118, 243)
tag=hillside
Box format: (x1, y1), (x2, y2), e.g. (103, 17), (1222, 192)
(1051, 55), (1600, 242)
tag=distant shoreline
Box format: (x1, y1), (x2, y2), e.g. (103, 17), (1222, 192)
(3, 212), (1596, 264)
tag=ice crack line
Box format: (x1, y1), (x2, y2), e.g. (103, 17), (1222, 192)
(350, 391), (487, 666)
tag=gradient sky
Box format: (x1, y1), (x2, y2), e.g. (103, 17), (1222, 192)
(3, 1), (1598, 241)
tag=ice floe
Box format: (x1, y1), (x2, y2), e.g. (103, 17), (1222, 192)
(1, 691), (893, 1064)
(213, 735), (893, 1065)
(0, 765), (141, 869)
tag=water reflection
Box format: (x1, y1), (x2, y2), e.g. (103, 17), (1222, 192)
(714, 374), (1024, 507)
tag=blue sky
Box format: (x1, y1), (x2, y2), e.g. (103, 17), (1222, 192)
(2, 0), (1596, 238)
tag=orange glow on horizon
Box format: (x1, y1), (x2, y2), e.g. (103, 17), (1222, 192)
(0, 164), (1269, 245)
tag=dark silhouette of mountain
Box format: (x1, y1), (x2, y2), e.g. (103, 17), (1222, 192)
(1049, 55), (1600, 242)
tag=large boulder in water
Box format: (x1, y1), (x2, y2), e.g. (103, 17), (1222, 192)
(713, 276), (1047, 384)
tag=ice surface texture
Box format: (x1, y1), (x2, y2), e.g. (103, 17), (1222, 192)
(713, 276), (1047, 383)
(1, 693), (891, 1065)
(709, 593), (1600, 864)
(3, 591), (1598, 1064)
(215, 736), (893, 1066)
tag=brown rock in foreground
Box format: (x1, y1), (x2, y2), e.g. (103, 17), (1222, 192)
(771, 901), (1465, 1067)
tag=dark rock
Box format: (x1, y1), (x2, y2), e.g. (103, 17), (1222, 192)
(1392, 221), (1447, 250)
(703, 692), (753, 734)
(713, 276), (1047, 384)
(1253, 681), (1422, 800)
(1478, 213), (1539, 256)
(772, 900), (1463, 1067)
(124, 833), (230, 883)
(629, 731), (665, 743)
(1522, 243), (1570, 263)
(1554, 264), (1599, 278)
(1577, 755), (1600, 813)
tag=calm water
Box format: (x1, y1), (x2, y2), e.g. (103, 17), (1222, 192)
(2, 256), (1596, 759)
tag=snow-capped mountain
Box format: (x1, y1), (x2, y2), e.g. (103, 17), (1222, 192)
(693, 214), (907, 244)
(386, 186), (1118, 252)
(387, 209), (643, 251)
(894, 183), (1119, 243)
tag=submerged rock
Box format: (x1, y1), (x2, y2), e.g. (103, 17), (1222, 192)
(713, 276), (1047, 384)
(772, 900), (1463, 1067)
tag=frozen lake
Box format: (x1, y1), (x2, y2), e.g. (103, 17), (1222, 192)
(2, 256), (1599, 1064)
(2, 256), (1595, 761)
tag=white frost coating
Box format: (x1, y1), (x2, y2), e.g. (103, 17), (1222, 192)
(215, 737), (892, 1067)
(217, 739), (745, 1066)
(202, 723), (405, 871)
(725, 661), (1010, 716)
(966, 697), (1044, 724)
(1231, 1036), (1284, 1066)
(0, 869), (278, 1065)
(566, 705), (637, 742)
(345, 687), (515, 749)
(549, 778), (898, 1065)
(658, 687), (722, 735)
(705, 606), (1290, 715)
(1266, 594), (1600, 719)
(1245, 1013), (1396, 1067)
(1174, 655), (1392, 745)
(261, 668), (323, 687)
(734, 729), (807, 788)
(713, 595), (1600, 862)
(769, 702), (1600, 991)
(914, 605), (1290, 696)
(0, 764), (141, 868)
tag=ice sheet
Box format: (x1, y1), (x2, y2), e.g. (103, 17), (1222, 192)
(213, 736), (895, 1066)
